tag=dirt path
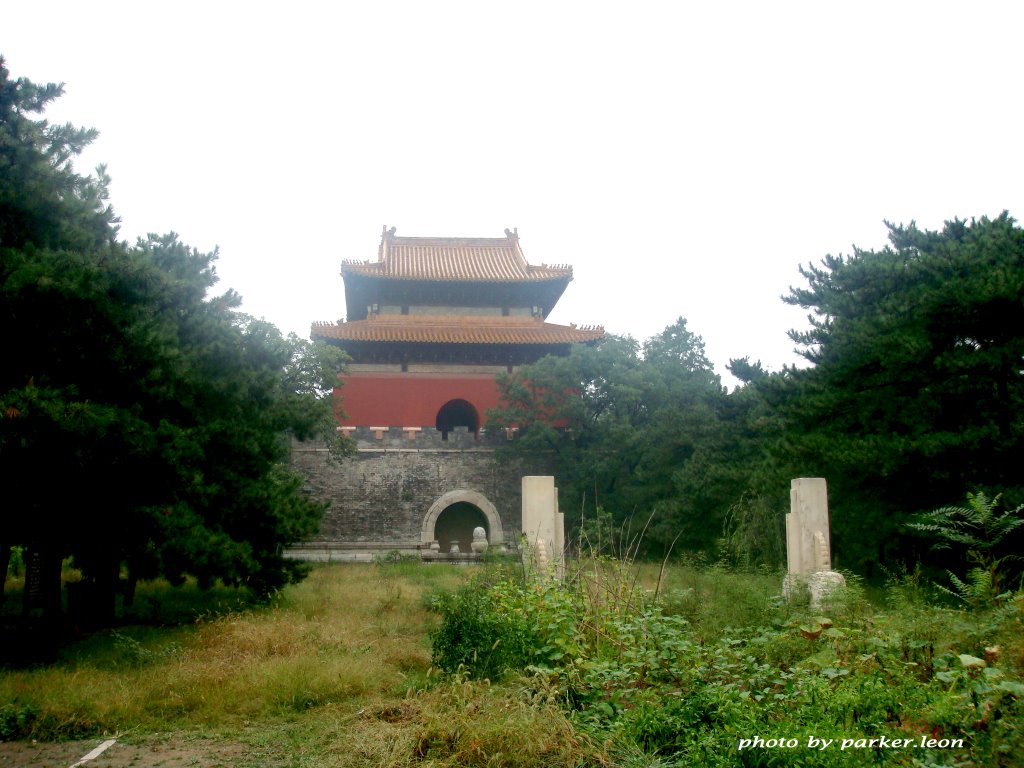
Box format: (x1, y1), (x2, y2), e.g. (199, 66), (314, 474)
(0, 737), (249, 768)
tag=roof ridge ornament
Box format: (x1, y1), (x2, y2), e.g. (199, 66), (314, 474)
(379, 225), (396, 261)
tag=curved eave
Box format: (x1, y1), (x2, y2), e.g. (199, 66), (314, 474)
(312, 318), (605, 346)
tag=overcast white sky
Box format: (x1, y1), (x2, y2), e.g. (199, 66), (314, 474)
(5, 1), (1023, 385)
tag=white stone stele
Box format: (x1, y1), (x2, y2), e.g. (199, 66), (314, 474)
(521, 476), (565, 580)
(783, 478), (846, 609)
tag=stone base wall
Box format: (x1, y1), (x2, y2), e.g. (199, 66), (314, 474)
(289, 427), (544, 560)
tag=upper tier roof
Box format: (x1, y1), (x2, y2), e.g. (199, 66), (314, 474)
(340, 226), (573, 283)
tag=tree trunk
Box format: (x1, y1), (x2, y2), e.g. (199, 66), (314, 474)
(0, 542), (11, 608)
(124, 569), (138, 608)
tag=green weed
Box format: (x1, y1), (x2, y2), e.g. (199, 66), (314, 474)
(428, 558), (1024, 767)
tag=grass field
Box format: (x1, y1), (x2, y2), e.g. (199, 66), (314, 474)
(2, 560), (1023, 767)
(2, 561), (593, 767)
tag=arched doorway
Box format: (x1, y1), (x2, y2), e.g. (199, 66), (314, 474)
(434, 502), (488, 554)
(422, 489), (504, 552)
(436, 398), (479, 440)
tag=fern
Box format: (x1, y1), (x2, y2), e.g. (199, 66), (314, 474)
(908, 491), (1023, 606)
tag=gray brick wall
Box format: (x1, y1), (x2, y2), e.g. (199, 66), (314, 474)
(289, 427), (550, 559)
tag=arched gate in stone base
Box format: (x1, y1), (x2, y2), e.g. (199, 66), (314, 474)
(421, 489), (504, 554)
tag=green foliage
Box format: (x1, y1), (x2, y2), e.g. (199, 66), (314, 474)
(430, 559), (1024, 767)
(727, 356), (770, 385)
(1, 237), (346, 595)
(489, 318), (758, 556)
(0, 59), (350, 611)
(720, 493), (786, 569)
(0, 57), (117, 252)
(5, 546), (24, 578)
(657, 563), (781, 641)
(491, 214), (1023, 580)
(429, 576), (540, 680)
(577, 506), (630, 557)
(775, 214), (1024, 571)
(0, 702), (37, 741)
(908, 491), (1024, 606)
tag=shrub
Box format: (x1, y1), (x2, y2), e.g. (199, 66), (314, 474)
(0, 702), (37, 740)
(429, 577), (538, 680)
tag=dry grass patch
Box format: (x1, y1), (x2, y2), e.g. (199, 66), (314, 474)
(281, 681), (598, 768)
(409, 681), (596, 768)
(2, 562), (600, 766)
(0, 562), (465, 738)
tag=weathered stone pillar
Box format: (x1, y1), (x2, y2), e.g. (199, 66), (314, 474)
(521, 476), (565, 580)
(784, 478), (846, 609)
(22, 547), (62, 621)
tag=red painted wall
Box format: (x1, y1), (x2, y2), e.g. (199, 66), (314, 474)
(335, 372), (502, 427)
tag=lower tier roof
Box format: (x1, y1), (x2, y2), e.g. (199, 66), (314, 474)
(312, 314), (604, 345)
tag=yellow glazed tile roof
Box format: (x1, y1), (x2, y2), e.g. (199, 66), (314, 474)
(312, 315), (604, 345)
(340, 227), (572, 283)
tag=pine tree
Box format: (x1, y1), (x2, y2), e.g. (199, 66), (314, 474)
(0, 59), (349, 631)
(776, 214), (1024, 569)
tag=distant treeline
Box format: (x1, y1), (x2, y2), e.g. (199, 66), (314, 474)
(488, 213), (1024, 577)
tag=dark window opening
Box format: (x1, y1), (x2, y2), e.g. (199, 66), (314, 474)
(436, 398), (479, 441)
